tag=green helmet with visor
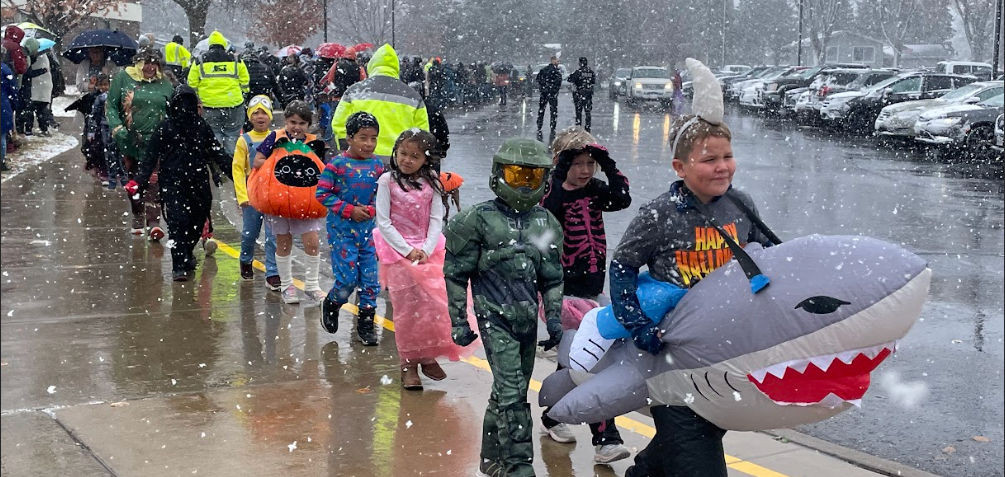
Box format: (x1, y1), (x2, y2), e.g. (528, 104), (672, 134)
(490, 138), (553, 212)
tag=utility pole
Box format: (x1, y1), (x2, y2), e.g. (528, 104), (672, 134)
(722, 0), (727, 67)
(994, 0), (1003, 75)
(797, 0), (804, 66)
(391, 0), (396, 48)
(322, 0), (328, 42)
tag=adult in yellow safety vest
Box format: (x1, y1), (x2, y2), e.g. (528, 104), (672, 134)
(330, 44), (430, 163)
(187, 30), (250, 156)
(164, 35), (191, 80)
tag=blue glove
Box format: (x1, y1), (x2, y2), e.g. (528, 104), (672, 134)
(632, 323), (664, 355)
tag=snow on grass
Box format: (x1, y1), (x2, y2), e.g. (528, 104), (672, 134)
(2, 132), (78, 183)
(52, 87), (82, 118)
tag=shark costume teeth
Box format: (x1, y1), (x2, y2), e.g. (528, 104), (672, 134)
(540, 235), (932, 432)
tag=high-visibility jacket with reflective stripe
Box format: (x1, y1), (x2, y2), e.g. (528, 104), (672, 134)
(165, 42), (191, 68)
(330, 75), (430, 161)
(187, 58), (250, 108)
(331, 44), (430, 161)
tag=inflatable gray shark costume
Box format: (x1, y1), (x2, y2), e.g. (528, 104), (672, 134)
(539, 59), (932, 477)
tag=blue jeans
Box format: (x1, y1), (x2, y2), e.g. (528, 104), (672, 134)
(203, 106), (244, 159)
(241, 204), (278, 277)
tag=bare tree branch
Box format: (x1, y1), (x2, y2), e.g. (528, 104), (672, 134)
(4, 0), (123, 44)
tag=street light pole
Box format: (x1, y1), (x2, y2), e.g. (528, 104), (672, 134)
(722, 0), (727, 67)
(322, 0), (328, 43)
(391, 0), (396, 49)
(796, 0), (804, 66)
(994, 0), (1003, 75)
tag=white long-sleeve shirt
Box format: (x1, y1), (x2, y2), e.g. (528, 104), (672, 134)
(375, 173), (444, 258)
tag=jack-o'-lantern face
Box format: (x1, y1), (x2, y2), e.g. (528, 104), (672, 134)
(274, 154), (321, 187)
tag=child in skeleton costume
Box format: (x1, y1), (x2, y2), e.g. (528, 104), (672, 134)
(444, 138), (564, 477)
(538, 129), (633, 464)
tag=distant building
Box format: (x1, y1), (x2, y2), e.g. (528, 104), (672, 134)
(783, 31), (887, 68)
(892, 43), (954, 69)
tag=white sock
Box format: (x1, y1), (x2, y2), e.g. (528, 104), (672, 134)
(304, 253), (321, 292)
(277, 253), (293, 288)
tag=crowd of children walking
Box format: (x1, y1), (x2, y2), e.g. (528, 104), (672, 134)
(12, 30), (756, 476)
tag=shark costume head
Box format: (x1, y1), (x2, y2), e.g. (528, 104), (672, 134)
(540, 235), (931, 431)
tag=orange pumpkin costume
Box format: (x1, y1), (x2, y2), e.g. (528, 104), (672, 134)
(248, 131), (329, 219)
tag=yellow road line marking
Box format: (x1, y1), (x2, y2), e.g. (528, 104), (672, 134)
(215, 239), (789, 477)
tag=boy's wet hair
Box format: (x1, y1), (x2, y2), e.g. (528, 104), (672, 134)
(284, 100), (313, 124)
(550, 126), (596, 162)
(346, 111), (379, 137)
(95, 73), (110, 84)
(669, 114), (731, 161)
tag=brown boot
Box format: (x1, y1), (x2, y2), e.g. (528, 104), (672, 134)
(420, 360), (447, 381)
(401, 365), (423, 390)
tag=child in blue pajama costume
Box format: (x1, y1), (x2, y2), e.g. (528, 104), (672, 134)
(316, 112), (386, 345)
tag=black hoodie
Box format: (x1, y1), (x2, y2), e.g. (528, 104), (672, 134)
(135, 85), (233, 195)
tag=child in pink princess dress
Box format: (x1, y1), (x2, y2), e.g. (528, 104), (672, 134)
(374, 129), (477, 391)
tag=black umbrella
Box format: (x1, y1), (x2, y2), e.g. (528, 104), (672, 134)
(62, 29), (138, 67)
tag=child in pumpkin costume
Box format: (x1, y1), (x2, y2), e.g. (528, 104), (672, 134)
(316, 112), (385, 345)
(248, 101), (329, 305)
(124, 85), (233, 281)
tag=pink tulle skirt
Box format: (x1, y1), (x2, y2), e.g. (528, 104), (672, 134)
(373, 229), (478, 363)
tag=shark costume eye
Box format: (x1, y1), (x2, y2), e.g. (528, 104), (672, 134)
(795, 296), (851, 314)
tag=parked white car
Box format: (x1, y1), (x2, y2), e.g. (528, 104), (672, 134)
(913, 94), (1003, 151)
(935, 61), (994, 81)
(875, 81), (1004, 138)
(739, 82), (766, 108)
(625, 66), (674, 105)
(728, 67), (793, 101)
(820, 90), (865, 121)
(720, 64), (752, 75)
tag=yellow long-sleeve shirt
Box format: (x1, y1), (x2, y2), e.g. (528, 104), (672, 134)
(232, 129), (272, 205)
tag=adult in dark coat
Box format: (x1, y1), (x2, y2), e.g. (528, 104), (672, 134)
(124, 86), (233, 281)
(536, 56), (563, 140)
(241, 50), (282, 103)
(568, 57), (596, 132)
(276, 55), (308, 107)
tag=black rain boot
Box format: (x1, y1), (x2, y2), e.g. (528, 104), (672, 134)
(321, 295), (340, 334)
(356, 307), (378, 346)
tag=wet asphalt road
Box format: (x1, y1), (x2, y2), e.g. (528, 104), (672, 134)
(1, 90), (1002, 477)
(441, 92), (1004, 477)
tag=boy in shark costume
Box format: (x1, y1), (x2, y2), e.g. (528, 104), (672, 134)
(611, 58), (772, 477)
(445, 138), (565, 477)
(538, 60), (932, 477)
